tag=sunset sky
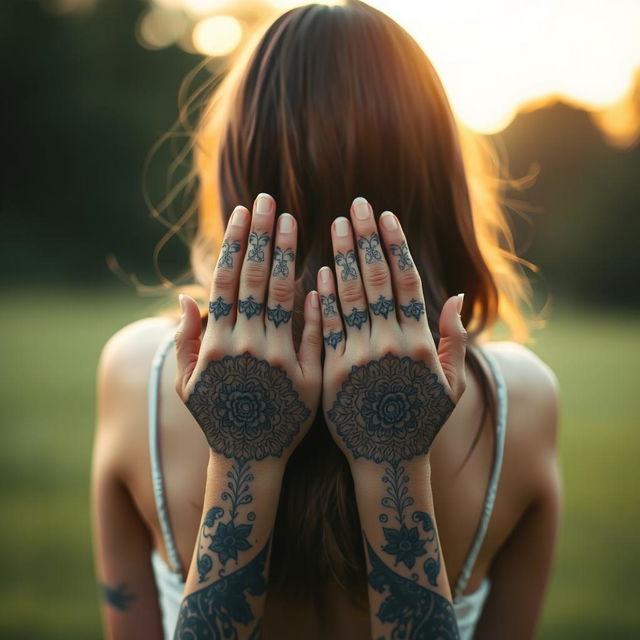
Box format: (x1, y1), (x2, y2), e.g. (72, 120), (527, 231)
(137, 0), (640, 142)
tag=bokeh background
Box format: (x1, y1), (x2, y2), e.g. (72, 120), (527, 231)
(1, 0), (639, 638)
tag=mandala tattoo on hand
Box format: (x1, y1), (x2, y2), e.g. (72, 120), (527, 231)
(186, 352), (310, 460)
(390, 241), (413, 271)
(335, 250), (358, 281)
(327, 353), (455, 464)
(247, 232), (270, 262)
(357, 232), (383, 263)
(319, 293), (338, 317)
(217, 240), (241, 269)
(209, 296), (232, 320)
(400, 298), (425, 321)
(267, 304), (292, 328)
(343, 307), (369, 330)
(272, 246), (295, 277)
(238, 295), (264, 320)
(369, 295), (395, 319)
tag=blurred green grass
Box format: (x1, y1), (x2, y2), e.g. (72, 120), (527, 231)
(0, 287), (638, 639)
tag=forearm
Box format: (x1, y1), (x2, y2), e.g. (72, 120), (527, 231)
(174, 453), (284, 639)
(352, 459), (460, 639)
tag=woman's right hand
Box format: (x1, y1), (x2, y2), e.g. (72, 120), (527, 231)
(317, 196), (468, 470)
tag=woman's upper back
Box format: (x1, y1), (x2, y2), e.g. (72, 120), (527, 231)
(96, 315), (559, 637)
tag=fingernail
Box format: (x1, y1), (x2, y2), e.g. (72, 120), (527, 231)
(179, 294), (185, 316)
(456, 293), (464, 314)
(380, 211), (398, 231)
(310, 291), (320, 309)
(231, 206), (249, 226)
(352, 196), (370, 220)
(334, 217), (350, 237)
(256, 193), (272, 215)
(279, 213), (294, 233)
(319, 266), (331, 284)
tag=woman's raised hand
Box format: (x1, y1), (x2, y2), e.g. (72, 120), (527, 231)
(174, 193), (322, 466)
(318, 197), (468, 469)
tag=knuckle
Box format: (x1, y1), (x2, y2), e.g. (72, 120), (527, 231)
(365, 263), (390, 289)
(243, 262), (267, 287)
(213, 268), (235, 290)
(396, 269), (422, 292)
(339, 282), (365, 305)
(269, 278), (294, 303)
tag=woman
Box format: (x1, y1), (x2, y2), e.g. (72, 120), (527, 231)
(91, 2), (561, 639)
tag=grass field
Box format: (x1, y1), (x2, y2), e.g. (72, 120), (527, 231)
(0, 287), (638, 639)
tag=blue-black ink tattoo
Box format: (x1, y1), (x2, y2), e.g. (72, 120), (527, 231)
(357, 232), (382, 263)
(334, 250), (358, 281)
(390, 241), (413, 271)
(400, 298), (425, 321)
(175, 538), (270, 639)
(209, 296), (232, 320)
(319, 293), (338, 317)
(369, 295), (395, 319)
(238, 295), (264, 320)
(365, 537), (458, 639)
(272, 246), (295, 277)
(247, 232), (270, 262)
(266, 304), (292, 328)
(327, 353), (454, 464)
(101, 582), (135, 611)
(343, 307), (368, 330)
(217, 240), (241, 269)
(323, 330), (344, 350)
(186, 353), (310, 460)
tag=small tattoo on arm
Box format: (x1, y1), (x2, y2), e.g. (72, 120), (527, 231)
(266, 304), (292, 328)
(390, 242), (413, 271)
(343, 307), (368, 329)
(369, 295), (395, 319)
(247, 232), (270, 262)
(357, 232), (382, 263)
(399, 298), (425, 321)
(238, 295), (264, 319)
(319, 293), (338, 317)
(323, 330), (344, 350)
(217, 240), (241, 268)
(209, 296), (232, 320)
(334, 250), (358, 281)
(101, 582), (135, 611)
(272, 246), (295, 277)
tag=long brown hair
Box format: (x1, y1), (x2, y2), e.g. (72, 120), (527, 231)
(151, 0), (535, 612)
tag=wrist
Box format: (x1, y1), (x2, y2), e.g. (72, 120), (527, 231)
(349, 456), (433, 487)
(206, 451), (288, 480)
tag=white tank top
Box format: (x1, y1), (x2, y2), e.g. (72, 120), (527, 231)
(148, 332), (508, 639)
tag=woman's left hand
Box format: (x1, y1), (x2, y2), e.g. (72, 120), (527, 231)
(174, 193), (322, 467)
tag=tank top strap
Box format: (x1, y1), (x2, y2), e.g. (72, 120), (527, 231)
(148, 327), (183, 576)
(453, 345), (508, 601)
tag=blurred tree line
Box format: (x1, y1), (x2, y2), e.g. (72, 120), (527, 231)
(1, 0), (638, 308)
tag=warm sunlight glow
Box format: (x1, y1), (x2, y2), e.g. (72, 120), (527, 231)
(149, 0), (640, 143)
(192, 15), (243, 57)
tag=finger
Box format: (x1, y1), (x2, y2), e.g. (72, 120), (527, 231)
(438, 294), (468, 400)
(174, 294), (202, 398)
(206, 205), (251, 334)
(297, 290), (323, 380)
(235, 193), (276, 333)
(349, 197), (397, 329)
(266, 213), (297, 344)
(317, 266), (346, 358)
(331, 216), (370, 343)
(379, 210), (431, 339)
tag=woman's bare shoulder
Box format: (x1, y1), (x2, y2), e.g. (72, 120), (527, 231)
(481, 340), (560, 447)
(96, 317), (179, 427)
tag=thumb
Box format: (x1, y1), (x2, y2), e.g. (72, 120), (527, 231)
(437, 294), (468, 400)
(174, 294), (202, 399)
